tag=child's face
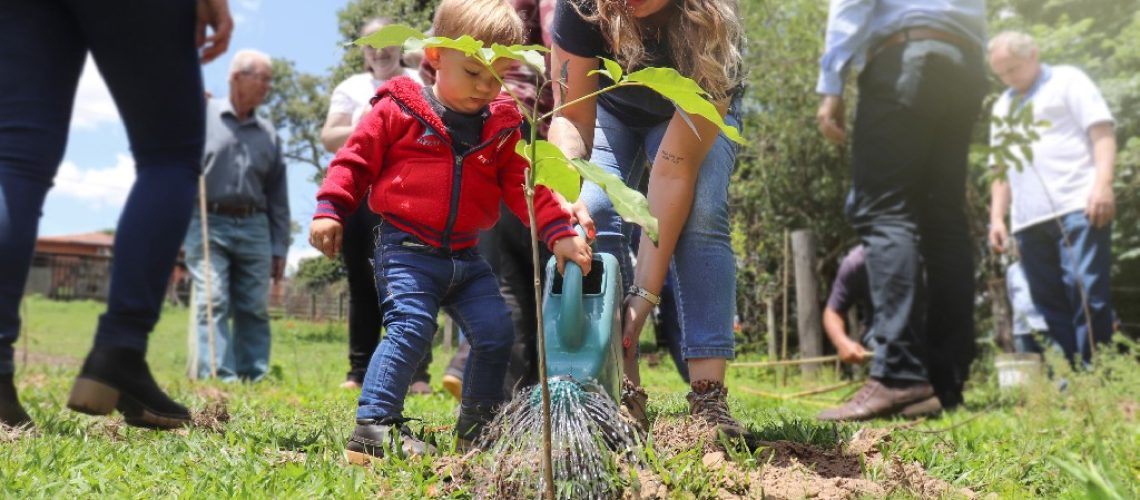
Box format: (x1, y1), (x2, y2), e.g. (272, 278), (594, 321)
(428, 48), (514, 114)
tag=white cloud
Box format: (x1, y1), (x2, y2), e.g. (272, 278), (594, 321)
(53, 154), (136, 208)
(233, 12), (247, 25)
(238, 0), (261, 12)
(71, 56), (120, 130)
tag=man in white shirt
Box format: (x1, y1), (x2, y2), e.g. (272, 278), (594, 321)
(988, 31), (1116, 366)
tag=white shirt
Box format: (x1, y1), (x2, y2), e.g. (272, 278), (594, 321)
(990, 65), (1114, 233)
(328, 69), (422, 126)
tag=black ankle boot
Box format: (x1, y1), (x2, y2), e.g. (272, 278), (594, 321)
(0, 373), (33, 429)
(455, 400), (499, 452)
(67, 346), (190, 429)
(344, 416), (436, 465)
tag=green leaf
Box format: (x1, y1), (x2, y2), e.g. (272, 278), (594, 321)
(520, 140), (582, 202)
(624, 67), (745, 144)
(409, 35), (485, 57)
(354, 24), (426, 50)
(569, 158), (658, 242)
(490, 44), (547, 74)
(588, 57), (625, 83)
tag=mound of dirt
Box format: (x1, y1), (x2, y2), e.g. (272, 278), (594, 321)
(192, 401), (231, 433)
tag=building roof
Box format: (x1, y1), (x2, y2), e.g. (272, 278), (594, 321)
(38, 232), (115, 247)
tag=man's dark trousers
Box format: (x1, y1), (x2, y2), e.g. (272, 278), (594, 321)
(849, 39), (987, 408)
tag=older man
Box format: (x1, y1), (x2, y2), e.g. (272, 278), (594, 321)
(815, 0), (988, 421)
(185, 49), (289, 382)
(987, 31), (1116, 366)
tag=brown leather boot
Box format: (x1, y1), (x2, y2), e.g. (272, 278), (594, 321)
(817, 378), (938, 422)
(619, 377), (649, 433)
(687, 380), (747, 439)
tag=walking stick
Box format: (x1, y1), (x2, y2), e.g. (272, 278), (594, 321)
(198, 176), (218, 378)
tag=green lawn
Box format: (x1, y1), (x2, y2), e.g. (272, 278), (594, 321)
(3, 296), (1137, 498)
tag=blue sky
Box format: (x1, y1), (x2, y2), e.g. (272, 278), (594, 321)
(43, 0), (351, 272)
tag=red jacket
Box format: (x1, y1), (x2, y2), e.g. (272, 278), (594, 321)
(315, 76), (575, 251)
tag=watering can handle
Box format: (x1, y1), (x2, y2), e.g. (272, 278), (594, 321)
(558, 226), (588, 349)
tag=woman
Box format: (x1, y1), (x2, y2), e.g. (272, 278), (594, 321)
(549, 0), (746, 438)
(320, 17), (432, 392)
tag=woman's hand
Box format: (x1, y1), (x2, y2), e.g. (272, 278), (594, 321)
(196, 0), (233, 64)
(621, 294), (655, 362)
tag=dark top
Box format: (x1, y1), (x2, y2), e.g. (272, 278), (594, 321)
(826, 245), (872, 330)
(423, 87), (488, 153)
(552, 0), (678, 127)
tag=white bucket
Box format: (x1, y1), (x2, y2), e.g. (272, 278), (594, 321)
(995, 353), (1043, 389)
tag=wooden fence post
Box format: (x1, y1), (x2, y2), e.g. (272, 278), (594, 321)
(766, 296), (778, 368)
(792, 229), (824, 377)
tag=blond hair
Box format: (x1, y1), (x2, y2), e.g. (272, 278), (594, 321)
(583, 0), (744, 100)
(988, 31), (1037, 59)
(433, 0), (525, 47)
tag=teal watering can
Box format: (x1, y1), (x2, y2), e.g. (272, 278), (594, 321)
(540, 228), (624, 403)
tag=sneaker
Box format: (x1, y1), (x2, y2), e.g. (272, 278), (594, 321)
(441, 374), (463, 401)
(619, 377), (649, 433)
(408, 380), (433, 396)
(345, 417), (436, 465)
(67, 346), (191, 429)
(0, 374), (33, 429)
(687, 379), (747, 439)
(455, 400), (499, 453)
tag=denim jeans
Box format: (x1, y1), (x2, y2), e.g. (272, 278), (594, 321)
(848, 40), (986, 405)
(357, 224), (512, 420)
(183, 213), (273, 381)
(578, 100), (742, 361)
(0, 0), (205, 375)
(1015, 211), (1113, 365)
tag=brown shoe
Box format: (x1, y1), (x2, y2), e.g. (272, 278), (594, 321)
(408, 380), (433, 396)
(817, 378), (935, 422)
(687, 380), (747, 439)
(619, 377), (649, 433)
(441, 374), (462, 401)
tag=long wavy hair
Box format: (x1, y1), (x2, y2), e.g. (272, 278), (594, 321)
(582, 0), (744, 100)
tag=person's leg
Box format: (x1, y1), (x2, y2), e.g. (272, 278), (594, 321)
(1057, 212), (1114, 365)
(229, 214), (273, 382)
(0, 0), (86, 379)
(183, 215), (237, 381)
(1016, 224), (1080, 361)
(642, 103), (743, 436)
(915, 50), (986, 409)
(495, 205), (551, 394)
(341, 206), (383, 386)
(655, 273), (690, 383)
(445, 255), (513, 446)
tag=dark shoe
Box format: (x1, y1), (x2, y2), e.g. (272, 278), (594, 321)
(408, 380), (433, 396)
(619, 377), (649, 433)
(345, 417), (436, 465)
(687, 380), (747, 439)
(0, 374), (33, 429)
(455, 400), (499, 453)
(817, 378), (935, 422)
(67, 346), (190, 429)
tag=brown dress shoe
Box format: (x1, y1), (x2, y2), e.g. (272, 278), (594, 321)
(817, 378), (937, 422)
(619, 377), (649, 433)
(687, 380), (747, 439)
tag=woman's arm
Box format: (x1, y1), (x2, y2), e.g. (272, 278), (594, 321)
(547, 42), (600, 160)
(631, 103), (728, 295)
(320, 110), (355, 153)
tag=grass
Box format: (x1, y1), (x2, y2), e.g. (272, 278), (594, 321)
(4, 296), (1138, 498)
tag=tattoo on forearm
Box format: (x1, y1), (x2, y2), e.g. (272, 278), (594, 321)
(661, 150), (684, 165)
(559, 60), (569, 104)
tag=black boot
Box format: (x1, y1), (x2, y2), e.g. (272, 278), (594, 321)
(0, 373), (33, 429)
(455, 400), (499, 453)
(67, 346), (190, 429)
(345, 417), (436, 465)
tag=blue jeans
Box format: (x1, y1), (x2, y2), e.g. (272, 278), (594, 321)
(357, 225), (513, 419)
(1015, 211), (1113, 365)
(578, 101), (741, 361)
(0, 0), (205, 375)
(183, 213), (273, 381)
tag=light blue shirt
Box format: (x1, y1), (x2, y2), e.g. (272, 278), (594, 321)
(817, 0), (986, 95)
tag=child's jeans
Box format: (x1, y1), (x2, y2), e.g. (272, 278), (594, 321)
(356, 224), (513, 420)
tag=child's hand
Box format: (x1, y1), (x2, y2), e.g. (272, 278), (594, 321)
(553, 236), (592, 276)
(309, 219), (344, 259)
